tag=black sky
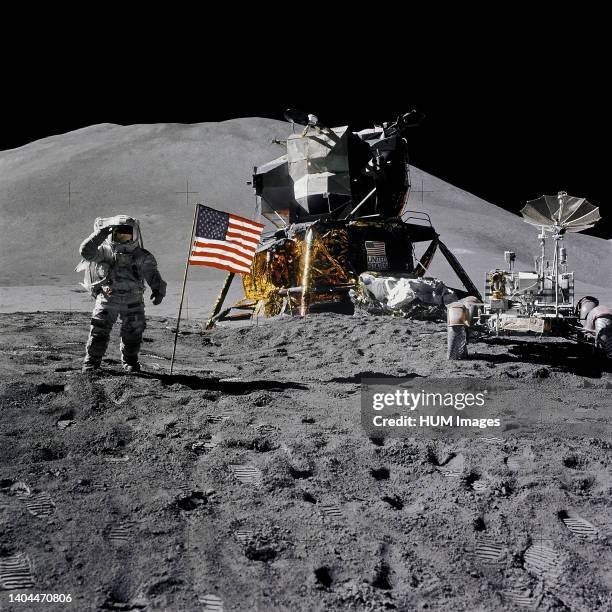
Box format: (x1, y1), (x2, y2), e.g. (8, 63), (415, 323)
(3, 21), (609, 237)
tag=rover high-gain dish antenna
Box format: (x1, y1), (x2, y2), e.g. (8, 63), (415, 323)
(520, 191), (601, 233)
(520, 191), (601, 316)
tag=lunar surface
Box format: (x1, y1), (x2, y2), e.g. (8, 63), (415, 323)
(0, 311), (611, 610)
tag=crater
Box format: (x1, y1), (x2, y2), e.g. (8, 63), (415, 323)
(562, 454), (586, 469)
(36, 383), (65, 395)
(464, 472), (481, 488)
(381, 495), (403, 510)
(146, 577), (183, 597)
(176, 491), (207, 511)
(289, 466), (313, 479)
(245, 542), (277, 562)
(426, 448), (456, 467)
(473, 516), (486, 532)
(370, 467), (390, 481)
(314, 566), (333, 588)
(225, 438), (276, 453)
(31, 444), (65, 462)
(371, 562), (392, 590)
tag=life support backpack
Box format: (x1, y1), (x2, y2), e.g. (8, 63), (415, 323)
(75, 258), (112, 298)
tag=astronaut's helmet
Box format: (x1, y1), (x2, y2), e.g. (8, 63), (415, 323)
(96, 215), (141, 251)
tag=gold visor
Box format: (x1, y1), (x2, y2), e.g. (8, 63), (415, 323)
(113, 231), (133, 244)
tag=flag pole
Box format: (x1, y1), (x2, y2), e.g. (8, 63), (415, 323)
(170, 203), (199, 375)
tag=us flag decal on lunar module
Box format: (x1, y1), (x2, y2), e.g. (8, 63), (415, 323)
(365, 240), (389, 271)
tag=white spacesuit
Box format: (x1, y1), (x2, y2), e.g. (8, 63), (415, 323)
(79, 215), (166, 372)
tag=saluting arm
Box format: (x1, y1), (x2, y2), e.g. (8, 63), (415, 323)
(79, 226), (112, 261)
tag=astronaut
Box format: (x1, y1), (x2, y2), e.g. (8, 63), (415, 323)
(79, 215), (166, 373)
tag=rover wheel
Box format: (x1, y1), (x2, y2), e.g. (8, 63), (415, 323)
(447, 325), (468, 360)
(595, 317), (612, 359)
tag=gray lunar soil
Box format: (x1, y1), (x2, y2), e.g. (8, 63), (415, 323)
(1, 310), (611, 611)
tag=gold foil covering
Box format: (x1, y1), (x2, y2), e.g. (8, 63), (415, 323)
(241, 228), (354, 316)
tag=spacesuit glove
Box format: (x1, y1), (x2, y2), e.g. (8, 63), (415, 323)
(150, 292), (163, 305)
(91, 225), (113, 245)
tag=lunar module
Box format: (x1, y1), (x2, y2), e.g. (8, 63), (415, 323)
(208, 110), (481, 325)
(446, 191), (612, 360)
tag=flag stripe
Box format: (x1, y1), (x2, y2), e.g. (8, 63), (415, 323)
(190, 260), (248, 273)
(191, 247), (252, 266)
(365, 241), (387, 255)
(191, 257), (250, 274)
(229, 216), (265, 231)
(190, 257), (251, 273)
(193, 239), (256, 256)
(226, 226), (262, 240)
(226, 229), (260, 242)
(226, 235), (259, 249)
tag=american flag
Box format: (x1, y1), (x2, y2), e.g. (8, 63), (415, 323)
(365, 241), (387, 256)
(189, 205), (264, 274)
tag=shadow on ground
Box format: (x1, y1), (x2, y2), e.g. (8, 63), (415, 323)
(101, 369), (309, 394)
(470, 337), (612, 378)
